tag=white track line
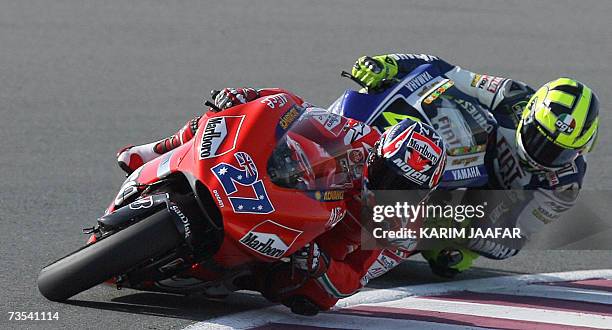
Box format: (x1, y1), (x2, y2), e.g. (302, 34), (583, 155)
(248, 312), (486, 330)
(374, 297), (612, 329)
(473, 283), (612, 305)
(336, 268), (612, 308)
(184, 269), (612, 330)
(184, 307), (486, 330)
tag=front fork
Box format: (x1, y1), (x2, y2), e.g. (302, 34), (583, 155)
(86, 192), (218, 288)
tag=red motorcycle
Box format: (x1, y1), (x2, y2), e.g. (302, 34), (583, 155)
(38, 93), (363, 302)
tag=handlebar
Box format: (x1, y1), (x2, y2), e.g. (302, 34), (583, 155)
(340, 71), (400, 94)
(205, 89), (222, 112)
(341, 71), (368, 90)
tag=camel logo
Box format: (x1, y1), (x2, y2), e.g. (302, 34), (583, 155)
(239, 220), (302, 259)
(199, 115), (245, 159)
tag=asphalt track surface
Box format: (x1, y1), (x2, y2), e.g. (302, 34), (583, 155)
(1, 1), (611, 329)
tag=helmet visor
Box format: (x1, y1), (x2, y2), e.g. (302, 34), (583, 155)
(519, 122), (580, 168)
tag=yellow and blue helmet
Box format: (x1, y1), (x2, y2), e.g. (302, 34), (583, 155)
(516, 78), (599, 169)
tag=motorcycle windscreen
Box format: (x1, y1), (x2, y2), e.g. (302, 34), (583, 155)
(267, 108), (361, 191)
(422, 86), (493, 155)
(421, 86), (494, 187)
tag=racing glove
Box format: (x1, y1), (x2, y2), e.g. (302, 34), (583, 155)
(351, 55), (399, 89)
(213, 87), (259, 110)
(292, 243), (329, 278)
(422, 248), (479, 278)
(260, 262), (323, 316)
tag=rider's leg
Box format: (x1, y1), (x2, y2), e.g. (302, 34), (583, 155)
(117, 116), (200, 174)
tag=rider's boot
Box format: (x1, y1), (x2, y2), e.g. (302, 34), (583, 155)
(117, 116), (200, 174)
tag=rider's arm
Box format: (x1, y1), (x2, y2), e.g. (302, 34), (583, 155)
(387, 53), (511, 109)
(368, 53), (534, 114)
(388, 53), (454, 74)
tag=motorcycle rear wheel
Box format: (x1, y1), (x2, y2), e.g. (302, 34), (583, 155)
(38, 210), (182, 302)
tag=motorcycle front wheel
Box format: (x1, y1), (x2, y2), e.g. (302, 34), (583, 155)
(37, 210), (183, 302)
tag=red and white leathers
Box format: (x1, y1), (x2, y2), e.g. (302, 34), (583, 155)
(118, 88), (297, 174)
(285, 204), (415, 310)
(117, 88), (416, 312)
(116, 117), (200, 174)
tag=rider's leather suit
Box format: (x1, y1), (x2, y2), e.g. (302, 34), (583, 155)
(387, 53), (586, 260)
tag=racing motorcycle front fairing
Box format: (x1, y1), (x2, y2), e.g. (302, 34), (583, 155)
(105, 94), (354, 270)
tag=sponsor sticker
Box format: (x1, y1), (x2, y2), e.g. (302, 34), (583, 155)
(405, 71), (434, 92)
(511, 101), (528, 124)
(555, 113), (576, 134)
(361, 250), (403, 285)
(416, 81), (440, 97)
(455, 98), (495, 133)
(326, 207), (347, 228)
(260, 94), (288, 109)
(199, 115), (245, 159)
(450, 165), (483, 180)
(532, 206), (557, 224)
(407, 131), (442, 164)
(423, 80), (454, 104)
(313, 111), (345, 136)
(239, 220), (302, 259)
(169, 204), (192, 239)
(451, 155), (480, 166)
(546, 171), (560, 186)
(212, 189), (225, 208)
(347, 148), (365, 165)
(448, 144), (486, 156)
(470, 74), (482, 87)
(478, 75), (490, 89)
(313, 190), (345, 202)
(276, 106), (303, 138)
(488, 77), (504, 93)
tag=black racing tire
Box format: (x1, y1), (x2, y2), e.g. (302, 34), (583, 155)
(38, 210), (183, 302)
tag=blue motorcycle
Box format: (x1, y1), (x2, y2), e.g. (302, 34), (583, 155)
(328, 64), (497, 189)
